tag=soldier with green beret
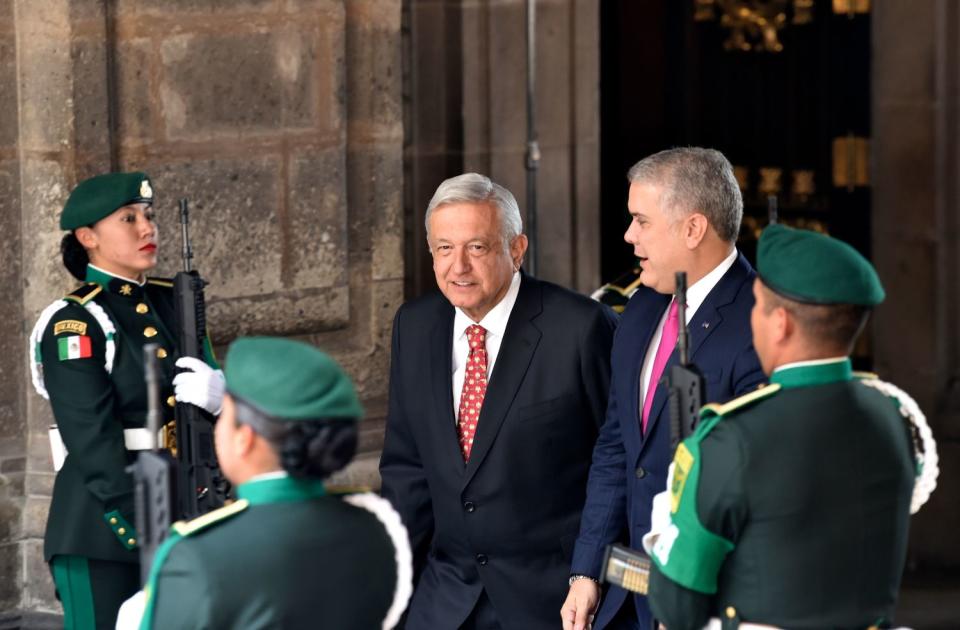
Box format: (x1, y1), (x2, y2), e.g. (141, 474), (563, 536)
(124, 337), (413, 630)
(646, 224), (938, 629)
(29, 172), (223, 629)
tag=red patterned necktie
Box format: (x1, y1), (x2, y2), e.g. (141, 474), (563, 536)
(458, 324), (488, 461)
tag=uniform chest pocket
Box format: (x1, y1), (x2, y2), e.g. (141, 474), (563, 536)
(516, 394), (578, 422)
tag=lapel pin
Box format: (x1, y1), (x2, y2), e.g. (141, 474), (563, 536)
(702, 322), (710, 329)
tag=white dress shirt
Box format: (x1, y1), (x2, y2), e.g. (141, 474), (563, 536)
(638, 248), (739, 408)
(451, 271), (522, 421)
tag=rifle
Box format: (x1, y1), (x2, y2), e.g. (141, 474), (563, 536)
(599, 271), (706, 594)
(173, 199), (227, 519)
(129, 344), (178, 584)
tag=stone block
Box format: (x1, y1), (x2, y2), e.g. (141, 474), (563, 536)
(486, 2), (525, 150)
(70, 37), (113, 178)
(873, 104), (935, 229)
(21, 497), (49, 539)
(0, 542), (21, 610)
(21, 539), (57, 611)
(534, 145), (573, 287)
(0, 35), (16, 148)
(114, 38), (154, 146)
(408, 1), (457, 151)
(127, 0), (278, 15)
(206, 285), (349, 343)
(0, 0), (12, 26)
(347, 146), (403, 281)
(0, 496), (21, 543)
(327, 452), (380, 489)
(24, 472), (54, 499)
(369, 278), (403, 348)
(0, 458), (24, 474)
(0, 438), (21, 459)
(0, 472), (23, 499)
(345, 4), (402, 135)
(19, 159), (73, 315)
(534, 0), (571, 150)
(288, 148), (349, 289)
(158, 28), (318, 139)
(143, 156), (283, 297)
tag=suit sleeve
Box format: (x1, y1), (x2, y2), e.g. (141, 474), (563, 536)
(578, 305), (618, 430)
(40, 304), (137, 531)
(730, 340), (765, 397)
(379, 306), (435, 571)
(570, 314), (628, 578)
(648, 421), (749, 629)
(148, 540), (214, 629)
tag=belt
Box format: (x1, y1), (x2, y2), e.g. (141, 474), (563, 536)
(48, 425), (156, 471)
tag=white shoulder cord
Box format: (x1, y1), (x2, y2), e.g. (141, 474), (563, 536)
(859, 378), (939, 514)
(29, 298), (118, 400)
(343, 492), (414, 630)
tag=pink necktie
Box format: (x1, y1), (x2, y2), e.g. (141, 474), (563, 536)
(641, 300), (679, 433)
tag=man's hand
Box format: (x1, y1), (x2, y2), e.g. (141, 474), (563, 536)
(561, 578), (600, 630)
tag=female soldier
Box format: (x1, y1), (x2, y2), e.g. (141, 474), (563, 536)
(28, 172), (222, 629)
(129, 337), (413, 630)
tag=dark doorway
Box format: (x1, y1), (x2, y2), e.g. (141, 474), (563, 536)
(599, 0), (871, 297)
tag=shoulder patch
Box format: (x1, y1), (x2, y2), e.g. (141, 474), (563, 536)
(146, 277), (174, 288)
(53, 319), (88, 336)
(700, 383), (782, 419)
(63, 283), (102, 305)
(171, 499), (249, 537)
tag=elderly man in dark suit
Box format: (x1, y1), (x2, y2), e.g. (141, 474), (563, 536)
(562, 147), (766, 630)
(380, 173), (618, 630)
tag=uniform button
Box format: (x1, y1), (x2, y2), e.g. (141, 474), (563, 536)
(136, 303), (149, 314)
(109, 517), (118, 525)
(118, 527), (126, 535)
(635, 467), (646, 479)
(725, 606), (737, 619)
(476, 554), (488, 566)
(143, 326), (158, 338)
(156, 348), (168, 359)
(167, 396), (176, 408)
(463, 501), (476, 513)
(128, 538), (137, 547)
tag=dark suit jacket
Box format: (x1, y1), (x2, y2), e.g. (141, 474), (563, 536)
(380, 273), (617, 630)
(570, 253), (765, 630)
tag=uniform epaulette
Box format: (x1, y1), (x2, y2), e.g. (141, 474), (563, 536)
(700, 383), (782, 419)
(146, 277), (174, 288)
(853, 370), (878, 380)
(172, 499), (249, 537)
(63, 283), (102, 305)
(602, 271), (644, 298)
(326, 484), (373, 496)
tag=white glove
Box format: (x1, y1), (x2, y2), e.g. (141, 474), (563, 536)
(642, 462), (675, 554)
(173, 356), (225, 416)
(115, 590), (146, 630)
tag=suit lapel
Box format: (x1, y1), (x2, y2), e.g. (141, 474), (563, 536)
(462, 274), (542, 487)
(429, 304), (466, 473)
(640, 254), (753, 447)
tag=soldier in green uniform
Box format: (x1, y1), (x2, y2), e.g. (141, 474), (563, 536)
(646, 224), (937, 629)
(127, 337), (412, 630)
(29, 172), (223, 629)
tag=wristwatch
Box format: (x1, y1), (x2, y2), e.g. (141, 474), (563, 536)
(569, 574), (600, 586)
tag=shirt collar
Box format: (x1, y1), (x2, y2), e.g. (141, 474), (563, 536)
(85, 263), (146, 287)
(453, 271), (522, 340)
(683, 248), (738, 322)
(237, 473), (327, 506)
(771, 357), (852, 389)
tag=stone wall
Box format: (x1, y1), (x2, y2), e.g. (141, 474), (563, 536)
(0, 0), (402, 620)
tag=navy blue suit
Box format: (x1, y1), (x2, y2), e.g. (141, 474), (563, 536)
(570, 253), (765, 630)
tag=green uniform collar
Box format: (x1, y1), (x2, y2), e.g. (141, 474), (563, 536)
(770, 357), (852, 389)
(237, 473), (326, 505)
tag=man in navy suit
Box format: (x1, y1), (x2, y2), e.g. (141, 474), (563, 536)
(381, 173), (617, 629)
(561, 148), (765, 630)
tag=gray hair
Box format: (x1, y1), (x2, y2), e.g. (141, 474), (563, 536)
(425, 173), (523, 249)
(627, 147), (743, 242)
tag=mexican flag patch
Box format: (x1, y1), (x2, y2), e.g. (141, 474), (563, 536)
(58, 335), (92, 360)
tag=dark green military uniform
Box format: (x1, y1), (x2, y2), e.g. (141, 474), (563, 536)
(141, 477), (399, 629)
(648, 224), (921, 629)
(591, 262), (642, 313)
(33, 172), (217, 629)
(648, 362), (914, 628)
(136, 337), (410, 630)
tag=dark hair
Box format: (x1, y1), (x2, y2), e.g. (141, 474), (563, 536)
(61, 232), (89, 281)
(233, 398), (358, 479)
(761, 284), (871, 355)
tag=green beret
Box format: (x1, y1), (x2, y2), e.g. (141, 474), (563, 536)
(757, 224), (885, 306)
(60, 172), (154, 230)
(224, 337), (362, 421)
